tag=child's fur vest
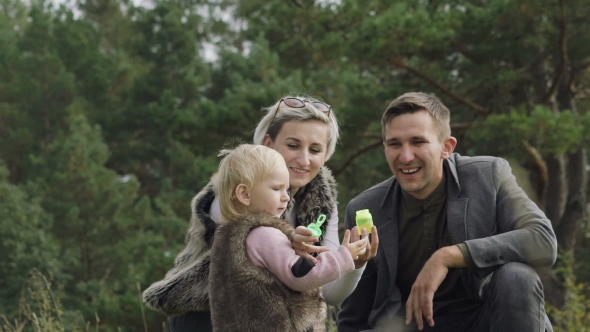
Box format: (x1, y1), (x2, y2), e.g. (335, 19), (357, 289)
(142, 167), (337, 315)
(209, 213), (327, 332)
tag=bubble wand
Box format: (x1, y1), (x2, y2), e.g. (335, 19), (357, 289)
(307, 214), (327, 237)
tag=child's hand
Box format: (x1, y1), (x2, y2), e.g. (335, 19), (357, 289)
(341, 229), (369, 261)
(292, 226), (330, 264)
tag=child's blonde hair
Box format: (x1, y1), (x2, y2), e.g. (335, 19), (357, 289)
(214, 144), (286, 222)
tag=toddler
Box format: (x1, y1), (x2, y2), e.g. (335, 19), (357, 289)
(208, 144), (367, 332)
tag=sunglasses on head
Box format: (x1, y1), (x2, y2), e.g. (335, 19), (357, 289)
(274, 97), (332, 117)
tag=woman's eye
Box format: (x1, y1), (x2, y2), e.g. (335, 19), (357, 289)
(287, 144), (298, 149)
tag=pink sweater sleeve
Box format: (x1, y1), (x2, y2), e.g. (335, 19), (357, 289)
(246, 226), (355, 292)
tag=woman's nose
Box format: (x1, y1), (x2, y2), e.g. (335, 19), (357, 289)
(296, 150), (311, 166)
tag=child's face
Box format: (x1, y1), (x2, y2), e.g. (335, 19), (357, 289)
(247, 164), (291, 218)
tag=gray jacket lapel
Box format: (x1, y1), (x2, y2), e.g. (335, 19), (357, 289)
(379, 179), (400, 295)
(445, 157), (468, 244)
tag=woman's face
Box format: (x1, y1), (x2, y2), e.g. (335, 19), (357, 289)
(263, 120), (330, 195)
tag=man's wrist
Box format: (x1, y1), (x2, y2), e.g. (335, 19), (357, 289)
(434, 245), (467, 268)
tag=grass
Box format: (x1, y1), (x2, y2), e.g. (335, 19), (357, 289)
(1, 269), (90, 332)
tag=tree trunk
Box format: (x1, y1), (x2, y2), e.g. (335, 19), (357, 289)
(540, 153), (568, 309)
(542, 73), (588, 310)
(544, 155), (567, 228)
(556, 149), (587, 252)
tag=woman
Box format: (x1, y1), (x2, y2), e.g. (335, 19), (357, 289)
(142, 96), (379, 331)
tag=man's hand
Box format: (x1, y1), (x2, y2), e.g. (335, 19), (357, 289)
(350, 226), (379, 269)
(292, 226), (330, 264)
(406, 245), (466, 330)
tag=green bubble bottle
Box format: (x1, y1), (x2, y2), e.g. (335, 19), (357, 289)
(307, 214), (327, 237)
(355, 209), (373, 234)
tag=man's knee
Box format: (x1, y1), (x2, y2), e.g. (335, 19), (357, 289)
(490, 262), (544, 301)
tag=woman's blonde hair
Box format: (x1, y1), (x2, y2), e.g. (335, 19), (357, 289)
(252, 95), (340, 161)
(214, 144), (286, 222)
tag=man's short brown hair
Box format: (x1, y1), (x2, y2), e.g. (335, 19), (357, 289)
(381, 92), (451, 141)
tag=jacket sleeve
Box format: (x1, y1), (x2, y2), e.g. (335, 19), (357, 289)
(319, 203), (365, 306)
(142, 252), (211, 315)
(336, 202), (376, 332)
(464, 158), (557, 278)
(246, 226), (355, 292)
(142, 182), (218, 315)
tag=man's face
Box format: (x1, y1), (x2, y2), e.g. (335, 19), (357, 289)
(383, 110), (456, 199)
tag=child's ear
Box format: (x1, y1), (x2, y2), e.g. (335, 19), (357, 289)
(235, 184), (251, 206)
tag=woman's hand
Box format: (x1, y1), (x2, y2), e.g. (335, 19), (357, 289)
(292, 226), (330, 264)
(351, 226), (379, 269)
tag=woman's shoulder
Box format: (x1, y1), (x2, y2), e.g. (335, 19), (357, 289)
(190, 174), (217, 217)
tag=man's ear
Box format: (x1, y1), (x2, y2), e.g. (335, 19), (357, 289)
(262, 134), (273, 148)
(235, 184), (251, 206)
(442, 136), (458, 159)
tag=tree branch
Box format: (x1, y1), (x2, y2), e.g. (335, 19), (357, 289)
(288, 0), (304, 8)
(543, 0), (569, 103)
(575, 89), (590, 100)
(451, 122), (473, 131)
(389, 57), (490, 115)
(521, 140), (548, 204)
(332, 139), (383, 176)
(569, 58), (590, 90)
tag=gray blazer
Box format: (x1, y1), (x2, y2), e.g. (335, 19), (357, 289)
(337, 154), (557, 332)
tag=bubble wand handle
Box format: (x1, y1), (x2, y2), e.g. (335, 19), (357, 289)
(307, 214), (327, 237)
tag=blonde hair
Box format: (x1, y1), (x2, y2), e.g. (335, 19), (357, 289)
(253, 95), (340, 161)
(214, 144), (286, 222)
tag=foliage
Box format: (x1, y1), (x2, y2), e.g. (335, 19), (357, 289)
(0, 162), (62, 317)
(467, 106), (590, 158)
(1, 0), (589, 330)
(547, 251), (590, 332)
(0, 269), (85, 332)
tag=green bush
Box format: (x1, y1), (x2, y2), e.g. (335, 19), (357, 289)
(546, 251), (590, 332)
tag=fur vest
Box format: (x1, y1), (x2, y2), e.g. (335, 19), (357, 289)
(210, 213), (327, 332)
(142, 167), (337, 315)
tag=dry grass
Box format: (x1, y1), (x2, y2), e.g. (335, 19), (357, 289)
(0, 269), (86, 332)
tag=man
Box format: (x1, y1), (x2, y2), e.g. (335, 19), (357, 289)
(337, 92), (557, 332)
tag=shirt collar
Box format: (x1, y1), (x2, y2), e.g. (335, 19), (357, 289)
(401, 172), (447, 210)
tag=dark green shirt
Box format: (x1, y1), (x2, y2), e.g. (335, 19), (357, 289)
(397, 174), (479, 316)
